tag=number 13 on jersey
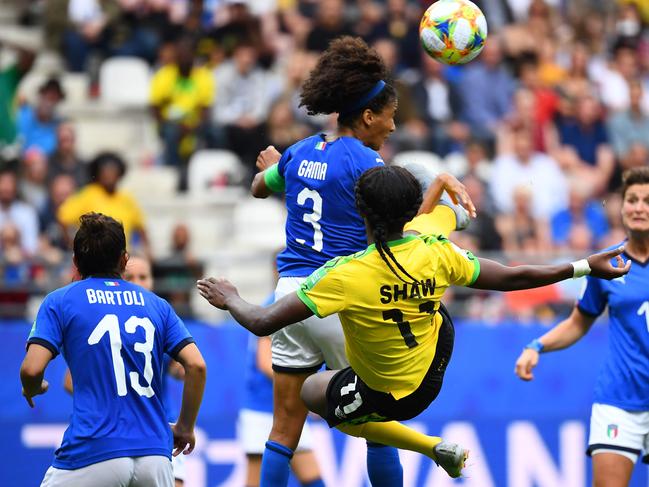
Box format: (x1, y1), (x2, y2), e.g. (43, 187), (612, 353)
(88, 314), (156, 398)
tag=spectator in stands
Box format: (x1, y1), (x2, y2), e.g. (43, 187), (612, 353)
(608, 79), (649, 167)
(155, 223), (202, 318)
(47, 122), (87, 186)
(555, 43), (595, 109)
(454, 174), (502, 252)
(490, 126), (568, 220)
(57, 151), (150, 255)
(0, 168), (39, 257)
(304, 0), (353, 52)
(0, 42), (34, 152)
(372, 37), (429, 153)
(40, 174), (77, 257)
(410, 52), (467, 156)
(458, 35), (515, 144)
(0, 221), (31, 318)
(260, 97), (310, 154)
(16, 78), (65, 157)
(496, 184), (551, 254)
(62, 0), (121, 72)
(555, 93), (615, 193)
(20, 148), (49, 213)
(598, 40), (646, 114)
(550, 181), (609, 251)
(150, 36), (214, 190)
(446, 138), (492, 183)
(280, 50), (324, 128)
(210, 0), (265, 59)
(367, 0), (422, 71)
(212, 41), (277, 177)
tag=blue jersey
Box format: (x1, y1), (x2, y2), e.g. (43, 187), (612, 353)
(242, 295), (273, 413)
(27, 278), (194, 469)
(577, 243), (649, 410)
(276, 134), (383, 276)
(242, 334), (274, 413)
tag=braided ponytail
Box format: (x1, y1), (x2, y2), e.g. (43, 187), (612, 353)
(355, 166), (423, 284)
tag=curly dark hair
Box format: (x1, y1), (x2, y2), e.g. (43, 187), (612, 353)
(73, 213), (126, 278)
(622, 167), (649, 198)
(355, 166), (422, 284)
(88, 152), (127, 182)
(300, 36), (396, 127)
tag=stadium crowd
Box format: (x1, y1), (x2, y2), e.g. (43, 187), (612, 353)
(0, 0), (648, 321)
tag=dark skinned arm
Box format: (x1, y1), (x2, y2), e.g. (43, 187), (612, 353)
(471, 246), (630, 291)
(197, 277), (313, 336)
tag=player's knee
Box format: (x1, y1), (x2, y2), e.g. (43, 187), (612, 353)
(300, 375), (327, 417)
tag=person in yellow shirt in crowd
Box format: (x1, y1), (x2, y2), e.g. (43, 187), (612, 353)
(150, 36), (214, 191)
(198, 165), (630, 479)
(57, 151), (150, 256)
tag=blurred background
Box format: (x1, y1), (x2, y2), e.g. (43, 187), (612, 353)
(0, 0), (648, 485)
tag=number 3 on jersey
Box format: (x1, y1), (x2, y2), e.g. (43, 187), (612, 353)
(296, 188), (323, 252)
(88, 314), (156, 398)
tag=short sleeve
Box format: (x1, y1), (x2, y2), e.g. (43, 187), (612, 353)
(197, 69), (214, 107)
(431, 237), (481, 286)
(124, 193), (145, 230)
(27, 293), (64, 356)
(296, 262), (346, 318)
(277, 146), (293, 178)
(162, 299), (194, 358)
(576, 275), (606, 317)
(57, 191), (86, 226)
(149, 67), (171, 106)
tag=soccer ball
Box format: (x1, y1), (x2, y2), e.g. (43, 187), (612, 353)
(419, 0), (488, 65)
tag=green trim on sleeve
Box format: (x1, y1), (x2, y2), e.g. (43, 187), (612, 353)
(468, 252), (481, 285)
(296, 288), (322, 318)
(263, 164), (285, 193)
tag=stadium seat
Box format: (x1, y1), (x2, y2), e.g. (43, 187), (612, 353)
(232, 196), (286, 251)
(392, 150), (445, 174)
(120, 166), (178, 201)
(99, 57), (151, 107)
(187, 149), (247, 194)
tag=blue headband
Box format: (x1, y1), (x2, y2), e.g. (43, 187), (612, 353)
(339, 80), (386, 117)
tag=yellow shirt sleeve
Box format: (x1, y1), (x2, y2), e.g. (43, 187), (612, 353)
(150, 66), (173, 106)
(404, 205), (456, 237)
(425, 235), (480, 286)
(122, 193), (145, 230)
(296, 260), (347, 318)
(196, 67), (215, 107)
(57, 190), (88, 226)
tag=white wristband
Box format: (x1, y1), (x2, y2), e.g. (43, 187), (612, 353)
(571, 259), (591, 279)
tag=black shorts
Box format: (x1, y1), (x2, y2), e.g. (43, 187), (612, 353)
(324, 304), (455, 427)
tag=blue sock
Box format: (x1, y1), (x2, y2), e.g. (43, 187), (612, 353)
(260, 441), (294, 487)
(366, 441), (403, 487)
(301, 478), (325, 487)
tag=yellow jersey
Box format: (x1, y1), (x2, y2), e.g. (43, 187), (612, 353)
(150, 65), (214, 127)
(297, 234), (480, 399)
(57, 183), (145, 247)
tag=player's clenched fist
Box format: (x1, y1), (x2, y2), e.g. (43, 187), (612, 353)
(514, 349), (539, 381)
(256, 145), (281, 171)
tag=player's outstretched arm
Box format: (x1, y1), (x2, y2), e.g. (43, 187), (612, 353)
(514, 307), (596, 381)
(471, 246), (630, 291)
(251, 145), (283, 198)
(197, 277), (313, 336)
(172, 343), (206, 456)
(20, 344), (54, 408)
